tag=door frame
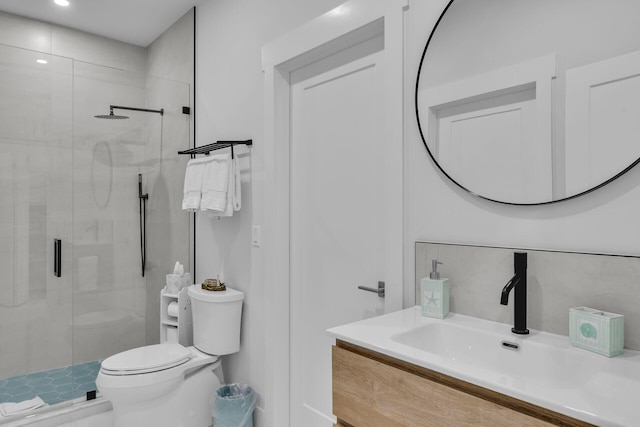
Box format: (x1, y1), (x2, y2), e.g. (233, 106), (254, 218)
(262, 1), (407, 425)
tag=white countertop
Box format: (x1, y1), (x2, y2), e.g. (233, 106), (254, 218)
(327, 306), (640, 427)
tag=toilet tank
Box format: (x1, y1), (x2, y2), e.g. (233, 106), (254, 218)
(187, 285), (244, 355)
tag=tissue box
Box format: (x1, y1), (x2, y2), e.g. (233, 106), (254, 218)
(166, 273), (192, 294)
(569, 307), (624, 357)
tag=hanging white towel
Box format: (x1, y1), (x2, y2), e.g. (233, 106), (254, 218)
(182, 157), (209, 211)
(0, 396), (46, 417)
(200, 153), (231, 212)
(232, 157), (241, 212)
(208, 156), (241, 217)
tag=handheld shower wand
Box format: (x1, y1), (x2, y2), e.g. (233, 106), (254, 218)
(138, 174), (148, 200)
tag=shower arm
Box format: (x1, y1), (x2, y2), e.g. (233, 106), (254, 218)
(111, 105), (164, 116)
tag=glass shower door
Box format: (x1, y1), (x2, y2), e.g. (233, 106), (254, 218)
(0, 46), (75, 408)
(0, 41), (192, 415)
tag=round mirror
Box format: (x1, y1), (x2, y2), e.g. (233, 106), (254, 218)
(416, 0), (640, 204)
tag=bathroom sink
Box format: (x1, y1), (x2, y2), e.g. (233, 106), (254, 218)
(390, 320), (579, 387)
(327, 306), (640, 427)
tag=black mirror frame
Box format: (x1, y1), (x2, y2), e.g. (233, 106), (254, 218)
(414, 0), (640, 206)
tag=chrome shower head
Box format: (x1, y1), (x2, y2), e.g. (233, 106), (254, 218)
(94, 108), (129, 120)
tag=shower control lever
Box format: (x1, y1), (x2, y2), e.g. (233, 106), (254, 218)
(138, 174), (148, 200)
(358, 281), (385, 298)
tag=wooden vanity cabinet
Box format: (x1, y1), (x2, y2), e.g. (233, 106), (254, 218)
(332, 340), (594, 427)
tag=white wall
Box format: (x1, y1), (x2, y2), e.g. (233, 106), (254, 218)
(195, 0), (344, 423)
(196, 0), (640, 425)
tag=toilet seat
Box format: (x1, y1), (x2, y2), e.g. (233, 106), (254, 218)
(101, 343), (192, 376)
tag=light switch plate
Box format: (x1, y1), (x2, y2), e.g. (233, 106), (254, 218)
(252, 226), (261, 247)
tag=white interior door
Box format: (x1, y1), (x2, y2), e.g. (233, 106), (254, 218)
(565, 49), (640, 196)
(289, 44), (401, 426)
(437, 93), (538, 202)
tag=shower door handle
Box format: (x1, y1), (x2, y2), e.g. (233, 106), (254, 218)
(54, 239), (61, 277)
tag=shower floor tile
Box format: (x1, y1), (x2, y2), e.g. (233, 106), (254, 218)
(0, 361), (101, 406)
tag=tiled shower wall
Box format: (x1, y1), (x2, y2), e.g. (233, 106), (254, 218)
(416, 242), (640, 350)
(144, 8), (194, 345)
(0, 9), (193, 379)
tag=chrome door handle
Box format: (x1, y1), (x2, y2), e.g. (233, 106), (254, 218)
(358, 281), (385, 298)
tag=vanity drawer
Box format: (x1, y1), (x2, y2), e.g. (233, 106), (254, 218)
(332, 341), (593, 427)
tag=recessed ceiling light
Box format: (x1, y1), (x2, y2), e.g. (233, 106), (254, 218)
(36, 59), (48, 64)
(54, 0), (70, 6)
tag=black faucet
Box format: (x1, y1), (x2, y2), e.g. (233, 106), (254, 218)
(500, 252), (529, 335)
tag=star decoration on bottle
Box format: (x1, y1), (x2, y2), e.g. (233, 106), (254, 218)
(426, 291), (439, 307)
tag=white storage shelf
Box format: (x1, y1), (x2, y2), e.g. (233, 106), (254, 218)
(160, 286), (193, 346)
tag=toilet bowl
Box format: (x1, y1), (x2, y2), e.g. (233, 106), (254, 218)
(96, 285), (244, 427)
(96, 343), (222, 426)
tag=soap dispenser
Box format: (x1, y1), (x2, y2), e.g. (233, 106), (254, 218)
(420, 260), (450, 319)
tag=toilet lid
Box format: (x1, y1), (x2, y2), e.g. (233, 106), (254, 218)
(101, 343), (192, 375)
(188, 285), (244, 302)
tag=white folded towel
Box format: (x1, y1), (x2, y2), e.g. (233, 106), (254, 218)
(0, 396), (46, 417)
(182, 157), (209, 211)
(200, 153), (231, 212)
(208, 156), (241, 217)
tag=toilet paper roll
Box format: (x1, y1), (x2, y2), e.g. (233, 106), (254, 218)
(167, 301), (179, 318)
(166, 326), (178, 343)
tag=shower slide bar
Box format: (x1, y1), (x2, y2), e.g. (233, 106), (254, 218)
(139, 174), (148, 277)
(178, 139), (253, 159)
(54, 238), (61, 277)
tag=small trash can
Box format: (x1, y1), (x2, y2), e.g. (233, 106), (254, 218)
(213, 384), (256, 427)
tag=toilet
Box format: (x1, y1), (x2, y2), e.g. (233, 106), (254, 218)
(96, 285), (244, 427)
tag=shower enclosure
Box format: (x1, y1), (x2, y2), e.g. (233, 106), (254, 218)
(0, 11), (193, 417)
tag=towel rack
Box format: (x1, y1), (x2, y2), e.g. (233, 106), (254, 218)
(178, 139), (252, 159)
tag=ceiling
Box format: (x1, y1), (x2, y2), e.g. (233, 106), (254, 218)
(0, 0), (198, 47)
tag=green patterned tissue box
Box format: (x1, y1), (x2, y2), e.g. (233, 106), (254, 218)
(569, 307), (624, 357)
